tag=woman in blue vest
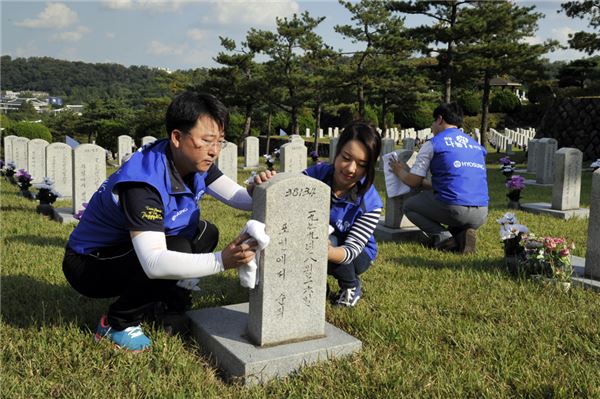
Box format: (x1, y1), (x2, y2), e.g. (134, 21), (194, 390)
(390, 102), (488, 253)
(62, 92), (273, 351)
(304, 122), (383, 307)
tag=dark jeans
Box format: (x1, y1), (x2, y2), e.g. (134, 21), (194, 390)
(328, 251), (372, 290)
(62, 221), (219, 330)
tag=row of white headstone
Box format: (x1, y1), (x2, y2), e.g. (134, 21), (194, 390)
(488, 127), (536, 153)
(3, 134), (106, 214)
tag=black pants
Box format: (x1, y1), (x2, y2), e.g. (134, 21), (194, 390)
(62, 221), (219, 330)
(328, 251), (372, 290)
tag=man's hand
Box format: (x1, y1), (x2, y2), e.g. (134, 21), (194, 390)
(221, 233), (258, 270)
(247, 170), (277, 196)
(389, 159), (409, 177)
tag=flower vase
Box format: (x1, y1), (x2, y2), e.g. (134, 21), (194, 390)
(504, 235), (524, 276)
(507, 200), (520, 209)
(506, 190), (521, 209)
(7, 175), (16, 184)
(19, 188), (34, 199)
(36, 203), (54, 216)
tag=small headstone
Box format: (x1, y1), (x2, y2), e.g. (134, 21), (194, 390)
(280, 141), (307, 173)
(526, 139), (539, 173)
(551, 148), (582, 210)
(12, 137), (30, 171)
(333, 127), (339, 138)
(244, 136), (260, 169)
(117, 135), (134, 165)
(585, 170), (600, 279)
(329, 137), (339, 164)
(318, 129), (323, 139)
(141, 136), (157, 146)
(27, 138), (49, 184)
(535, 138), (557, 184)
(215, 142), (238, 182)
(3, 135), (17, 163)
(290, 135), (304, 145)
(327, 127), (333, 138)
(379, 138), (395, 169)
(72, 144), (106, 214)
(305, 128), (311, 138)
(402, 138), (415, 152)
(46, 142), (73, 198)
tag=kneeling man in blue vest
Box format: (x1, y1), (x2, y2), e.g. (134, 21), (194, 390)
(62, 92), (275, 351)
(390, 102), (489, 253)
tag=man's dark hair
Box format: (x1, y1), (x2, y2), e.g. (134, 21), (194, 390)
(335, 120), (382, 196)
(433, 102), (463, 127)
(165, 91), (229, 136)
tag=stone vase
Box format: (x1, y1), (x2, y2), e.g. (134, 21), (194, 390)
(506, 190), (521, 209)
(19, 188), (34, 200)
(36, 203), (54, 216)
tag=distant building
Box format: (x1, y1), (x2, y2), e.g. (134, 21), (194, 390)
(0, 97), (50, 113)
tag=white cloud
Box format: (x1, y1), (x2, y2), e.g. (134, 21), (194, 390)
(103, 0), (186, 12)
(187, 28), (206, 41)
(522, 35), (543, 45)
(106, 32), (116, 39)
(551, 27), (577, 44)
(15, 3), (78, 29)
(147, 40), (186, 56)
(52, 26), (91, 42)
(212, 1), (300, 26)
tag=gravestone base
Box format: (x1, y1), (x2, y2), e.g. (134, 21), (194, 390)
(523, 179), (553, 187)
(187, 302), (362, 386)
(571, 256), (600, 292)
(243, 166), (259, 171)
(52, 207), (79, 224)
(520, 202), (589, 220)
(374, 222), (427, 242)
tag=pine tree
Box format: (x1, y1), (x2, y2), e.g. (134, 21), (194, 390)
(560, 0), (600, 55)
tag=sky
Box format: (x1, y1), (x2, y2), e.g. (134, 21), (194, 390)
(1, 0), (596, 72)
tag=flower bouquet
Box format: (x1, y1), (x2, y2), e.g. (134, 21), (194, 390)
(309, 150), (321, 165)
(520, 234), (575, 291)
(505, 175), (525, 209)
(499, 156), (516, 179)
(263, 154), (274, 171)
(34, 177), (61, 216)
(1, 161), (17, 184)
(15, 169), (35, 199)
(496, 212), (529, 274)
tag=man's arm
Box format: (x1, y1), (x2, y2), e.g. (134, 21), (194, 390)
(389, 141), (433, 190)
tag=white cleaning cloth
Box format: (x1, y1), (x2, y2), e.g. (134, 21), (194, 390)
(238, 220), (270, 289)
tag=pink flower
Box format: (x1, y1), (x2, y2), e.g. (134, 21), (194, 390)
(559, 248), (570, 257)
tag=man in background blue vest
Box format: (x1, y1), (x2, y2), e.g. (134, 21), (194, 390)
(63, 92), (274, 351)
(390, 102), (488, 253)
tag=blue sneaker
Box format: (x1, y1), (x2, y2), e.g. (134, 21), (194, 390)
(94, 315), (151, 352)
(335, 286), (362, 307)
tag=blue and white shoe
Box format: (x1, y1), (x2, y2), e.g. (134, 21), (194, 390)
(335, 286), (362, 307)
(94, 315), (151, 352)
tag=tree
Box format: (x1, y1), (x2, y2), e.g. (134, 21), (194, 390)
(560, 1), (600, 55)
(7, 121), (52, 142)
(557, 57), (600, 88)
(133, 97), (171, 141)
(42, 110), (80, 142)
(77, 98), (134, 147)
(336, 0), (412, 119)
(246, 12), (327, 135)
(387, 0), (477, 102)
(454, 1), (555, 143)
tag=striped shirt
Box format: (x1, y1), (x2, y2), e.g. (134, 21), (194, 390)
(331, 192), (382, 264)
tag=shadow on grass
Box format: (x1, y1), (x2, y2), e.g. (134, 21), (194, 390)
(5, 234), (67, 248)
(1, 274), (111, 331)
(0, 204), (34, 212)
(398, 254), (508, 275)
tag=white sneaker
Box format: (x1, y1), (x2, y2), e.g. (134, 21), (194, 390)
(335, 286), (362, 307)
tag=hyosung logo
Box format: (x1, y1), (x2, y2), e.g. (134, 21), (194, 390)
(453, 160), (485, 170)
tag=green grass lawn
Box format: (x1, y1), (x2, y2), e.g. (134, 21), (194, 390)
(1, 151), (599, 398)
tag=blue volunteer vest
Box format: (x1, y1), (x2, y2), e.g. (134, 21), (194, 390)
(68, 139), (208, 254)
(304, 163), (383, 261)
(430, 128), (489, 206)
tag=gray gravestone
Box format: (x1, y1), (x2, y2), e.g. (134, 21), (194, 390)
(379, 138), (395, 169)
(3, 135), (17, 164)
(188, 173), (361, 385)
(244, 136), (260, 169)
(535, 138), (557, 184)
(585, 170), (600, 279)
(402, 138), (415, 152)
(12, 137), (30, 171)
(329, 137), (339, 164)
(280, 141), (307, 173)
(141, 136), (157, 146)
(117, 135), (134, 165)
(290, 135), (304, 145)
(249, 174), (329, 345)
(551, 148), (582, 210)
(46, 142), (73, 198)
(526, 139), (539, 173)
(215, 142), (238, 182)
(72, 144), (106, 213)
(27, 138), (49, 184)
